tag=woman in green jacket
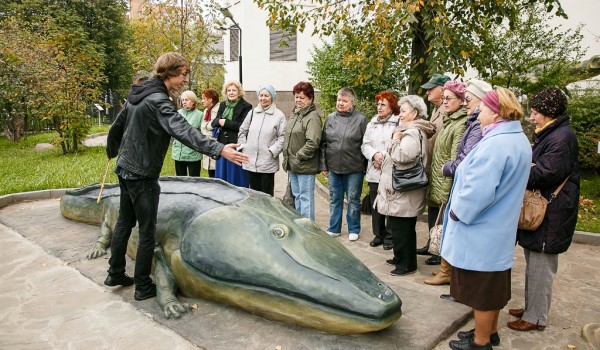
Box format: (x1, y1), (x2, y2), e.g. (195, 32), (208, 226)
(171, 90), (203, 176)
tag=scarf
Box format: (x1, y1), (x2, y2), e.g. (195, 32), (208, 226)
(223, 99), (239, 121)
(482, 119), (509, 137)
(204, 105), (214, 122)
(534, 118), (557, 134)
(337, 107), (354, 118)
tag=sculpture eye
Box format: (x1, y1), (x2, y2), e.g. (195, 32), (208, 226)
(271, 225), (288, 239)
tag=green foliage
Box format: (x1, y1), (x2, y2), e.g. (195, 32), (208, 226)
(578, 171), (600, 233)
(129, 0), (224, 93)
(567, 89), (600, 171)
(474, 5), (586, 96)
(254, 0), (565, 93)
(308, 33), (401, 116)
(0, 0), (108, 153)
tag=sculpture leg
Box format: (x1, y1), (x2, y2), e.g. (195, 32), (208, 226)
(154, 246), (188, 319)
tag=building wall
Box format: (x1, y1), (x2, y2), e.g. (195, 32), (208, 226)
(221, 0), (326, 116)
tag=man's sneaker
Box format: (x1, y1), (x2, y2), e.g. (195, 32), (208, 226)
(104, 273), (134, 287)
(326, 231), (341, 237)
(134, 283), (157, 301)
(348, 233), (359, 241)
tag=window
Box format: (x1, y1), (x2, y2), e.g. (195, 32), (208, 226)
(229, 28), (240, 61)
(270, 29), (297, 61)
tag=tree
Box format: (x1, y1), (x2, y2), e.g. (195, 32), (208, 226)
(129, 0), (224, 93)
(0, 0), (104, 152)
(253, 0), (566, 93)
(307, 32), (402, 115)
(473, 4), (586, 97)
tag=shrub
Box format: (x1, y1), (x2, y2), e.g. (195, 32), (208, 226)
(568, 89), (600, 171)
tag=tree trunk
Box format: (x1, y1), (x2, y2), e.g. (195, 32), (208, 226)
(409, 11), (430, 94)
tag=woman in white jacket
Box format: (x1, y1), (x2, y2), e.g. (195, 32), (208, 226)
(237, 84), (286, 196)
(361, 90), (400, 250)
(201, 88), (219, 177)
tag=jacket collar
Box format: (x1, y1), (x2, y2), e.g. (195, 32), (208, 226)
(483, 120), (524, 139)
(254, 103), (277, 115)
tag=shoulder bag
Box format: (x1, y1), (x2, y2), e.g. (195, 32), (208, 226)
(518, 176), (569, 231)
(392, 130), (428, 192)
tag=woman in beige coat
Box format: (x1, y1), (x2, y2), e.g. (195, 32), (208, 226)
(374, 95), (436, 276)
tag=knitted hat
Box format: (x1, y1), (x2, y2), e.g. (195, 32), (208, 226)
(465, 80), (493, 99)
(530, 87), (567, 118)
(257, 84), (276, 101)
(481, 91), (500, 114)
(421, 74), (451, 89)
(443, 81), (466, 100)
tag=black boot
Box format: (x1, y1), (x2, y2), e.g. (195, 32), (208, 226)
(457, 329), (500, 346)
(416, 239), (432, 256)
(449, 337), (492, 350)
(425, 255), (441, 265)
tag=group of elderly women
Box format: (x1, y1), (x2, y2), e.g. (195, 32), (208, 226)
(171, 78), (580, 350)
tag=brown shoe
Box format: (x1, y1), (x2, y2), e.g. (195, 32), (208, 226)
(507, 319), (545, 332)
(509, 308), (525, 318)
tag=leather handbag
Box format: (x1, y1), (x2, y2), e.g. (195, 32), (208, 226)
(392, 131), (428, 192)
(518, 176), (569, 231)
(428, 202), (445, 256)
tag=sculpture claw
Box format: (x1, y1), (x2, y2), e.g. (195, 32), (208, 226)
(86, 248), (107, 260)
(163, 301), (188, 319)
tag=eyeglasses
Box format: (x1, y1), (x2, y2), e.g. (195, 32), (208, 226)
(442, 96), (461, 102)
(464, 97), (473, 104)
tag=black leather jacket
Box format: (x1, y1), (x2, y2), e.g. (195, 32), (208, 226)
(107, 78), (224, 179)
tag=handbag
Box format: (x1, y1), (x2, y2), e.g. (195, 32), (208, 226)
(518, 176), (569, 231)
(428, 202), (446, 256)
(392, 130), (428, 192)
(283, 177), (295, 209)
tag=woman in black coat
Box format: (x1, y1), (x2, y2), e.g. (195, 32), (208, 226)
(507, 87), (580, 333)
(211, 80), (253, 186)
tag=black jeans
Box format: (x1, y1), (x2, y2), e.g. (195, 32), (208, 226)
(368, 182), (392, 245)
(388, 216), (417, 270)
(108, 177), (160, 291)
(248, 171), (275, 196)
(174, 160), (201, 177)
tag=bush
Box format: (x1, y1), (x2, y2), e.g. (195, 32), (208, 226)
(568, 89), (600, 171)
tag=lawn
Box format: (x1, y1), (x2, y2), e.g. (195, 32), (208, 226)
(1, 129), (598, 233)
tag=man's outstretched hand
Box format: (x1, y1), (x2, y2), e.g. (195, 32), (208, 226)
(220, 143), (249, 166)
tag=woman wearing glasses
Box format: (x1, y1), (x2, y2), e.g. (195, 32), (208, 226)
(424, 81), (468, 284)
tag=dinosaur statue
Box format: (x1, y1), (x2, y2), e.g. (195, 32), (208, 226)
(567, 55), (600, 83)
(60, 177), (402, 334)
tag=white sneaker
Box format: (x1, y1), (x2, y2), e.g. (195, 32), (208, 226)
(326, 231), (341, 237)
(348, 233), (359, 241)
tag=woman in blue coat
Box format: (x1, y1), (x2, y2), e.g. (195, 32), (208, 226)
(507, 87), (580, 332)
(442, 88), (532, 350)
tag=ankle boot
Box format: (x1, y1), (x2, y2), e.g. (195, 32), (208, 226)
(424, 258), (451, 285)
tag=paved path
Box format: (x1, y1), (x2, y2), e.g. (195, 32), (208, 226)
(0, 160), (599, 349)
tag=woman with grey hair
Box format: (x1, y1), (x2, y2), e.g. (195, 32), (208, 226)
(319, 87), (369, 241)
(237, 84), (286, 196)
(374, 95), (436, 275)
(171, 90), (203, 176)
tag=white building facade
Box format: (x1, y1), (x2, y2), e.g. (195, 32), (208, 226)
(220, 0), (325, 114)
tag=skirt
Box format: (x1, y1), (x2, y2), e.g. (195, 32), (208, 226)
(450, 266), (511, 311)
(215, 157), (248, 187)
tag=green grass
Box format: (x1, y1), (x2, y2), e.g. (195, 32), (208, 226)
(0, 128), (193, 196)
(1, 130), (598, 233)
